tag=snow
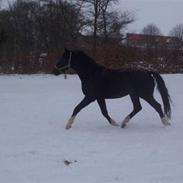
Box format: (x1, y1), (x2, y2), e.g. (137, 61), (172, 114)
(0, 74), (183, 183)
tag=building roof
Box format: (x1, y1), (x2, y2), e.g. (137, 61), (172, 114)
(126, 33), (182, 49)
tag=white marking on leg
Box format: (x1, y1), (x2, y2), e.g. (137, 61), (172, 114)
(65, 116), (76, 130)
(161, 117), (171, 126)
(121, 116), (131, 128)
(110, 119), (119, 126)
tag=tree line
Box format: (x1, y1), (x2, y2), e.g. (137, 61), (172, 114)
(0, 0), (134, 73)
(0, 0), (183, 74)
(135, 23), (183, 73)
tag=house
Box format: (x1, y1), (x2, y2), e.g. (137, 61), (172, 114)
(126, 33), (182, 49)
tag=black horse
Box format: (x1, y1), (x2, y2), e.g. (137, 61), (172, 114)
(53, 48), (171, 129)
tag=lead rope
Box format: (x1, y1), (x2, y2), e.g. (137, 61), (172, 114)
(64, 73), (67, 79)
(64, 51), (72, 79)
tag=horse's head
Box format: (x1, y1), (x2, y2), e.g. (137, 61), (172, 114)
(53, 48), (72, 76)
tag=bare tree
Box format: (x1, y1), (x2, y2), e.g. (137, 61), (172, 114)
(0, 0), (2, 44)
(98, 0), (118, 39)
(142, 23), (161, 36)
(141, 23), (162, 49)
(0, 0), (86, 73)
(170, 24), (183, 41)
(81, 0), (134, 54)
(80, 0), (102, 54)
(169, 24), (183, 70)
(98, 10), (134, 39)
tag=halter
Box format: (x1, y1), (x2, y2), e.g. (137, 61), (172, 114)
(55, 51), (72, 72)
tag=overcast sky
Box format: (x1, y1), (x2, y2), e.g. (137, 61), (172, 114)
(119, 0), (183, 35)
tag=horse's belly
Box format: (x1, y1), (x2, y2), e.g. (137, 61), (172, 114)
(105, 94), (128, 99)
(103, 88), (128, 99)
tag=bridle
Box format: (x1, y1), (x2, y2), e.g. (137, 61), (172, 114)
(55, 51), (72, 72)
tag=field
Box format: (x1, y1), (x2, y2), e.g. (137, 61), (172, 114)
(0, 74), (183, 183)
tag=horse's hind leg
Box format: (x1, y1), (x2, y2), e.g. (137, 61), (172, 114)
(97, 98), (119, 126)
(65, 96), (95, 129)
(121, 94), (142, 128)
(143, 96), (170, 126)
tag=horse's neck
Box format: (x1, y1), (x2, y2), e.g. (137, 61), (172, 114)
(74, 61), (100, 81)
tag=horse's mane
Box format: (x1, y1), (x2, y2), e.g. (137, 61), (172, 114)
(73, 50), (157, 73)
(74, 50), (98, 66)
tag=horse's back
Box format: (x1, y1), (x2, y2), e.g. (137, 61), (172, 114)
(101, 68), (156, 97)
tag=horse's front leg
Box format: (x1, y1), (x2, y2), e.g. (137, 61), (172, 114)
(65, 96), (95, 129)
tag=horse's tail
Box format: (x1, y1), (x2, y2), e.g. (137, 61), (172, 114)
(152, 72), (172, 119)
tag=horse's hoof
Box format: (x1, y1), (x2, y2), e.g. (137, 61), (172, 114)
(111, 123), (119, 127)
(110, 119), (119, 126)
(65, 116), (75, 130)
(121, 116), (130, 128)
(121, 123), (126, 128)
(161, 117), (171, 126)
(164, 122), (171, 126)
(65, 125), (72, 130)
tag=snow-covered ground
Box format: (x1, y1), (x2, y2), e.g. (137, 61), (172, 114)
(0, 74), (183, 183)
